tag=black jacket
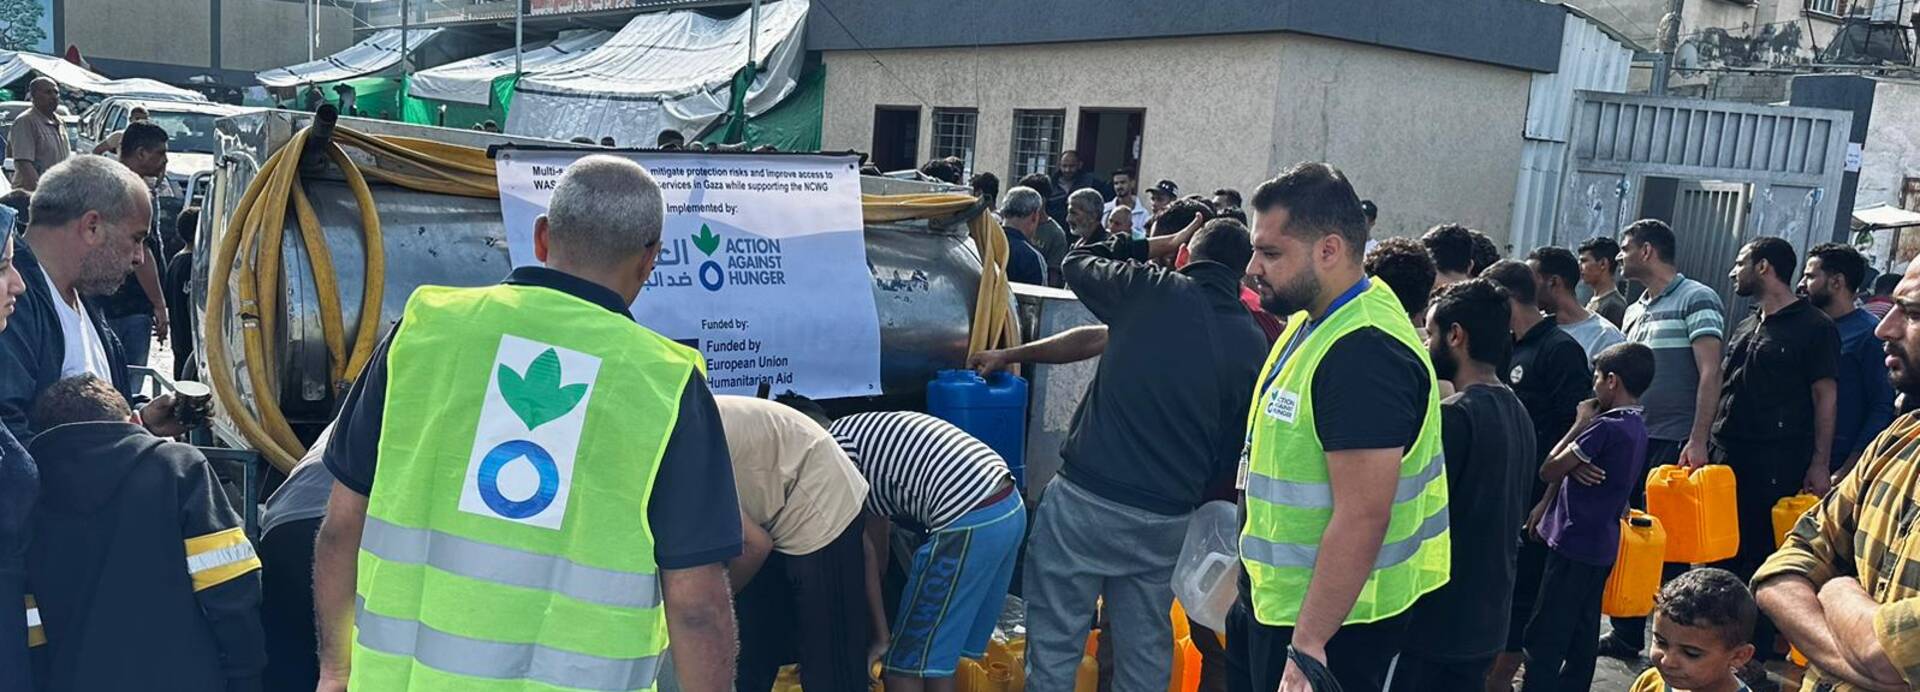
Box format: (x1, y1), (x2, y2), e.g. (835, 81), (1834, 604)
(0, 238), (133, 443)
(0, 425), (34, 692)
(26, 422), (264, 692)
(1057, 235), (1268, 515)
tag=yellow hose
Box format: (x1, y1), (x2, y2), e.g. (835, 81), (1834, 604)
(206, 123), (1017, 473)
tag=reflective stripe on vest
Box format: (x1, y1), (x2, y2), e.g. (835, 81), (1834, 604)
(1239, 280), (1451, 627)
(1241, 496), (1449, 568)
(1243, 448), (1445, 508)
(356, 599), (661, 692)
(354, 283), (697, 692)
(361, 516), (662, 609)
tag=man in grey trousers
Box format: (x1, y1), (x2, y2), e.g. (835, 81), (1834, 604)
(975, 219), (1266, 690)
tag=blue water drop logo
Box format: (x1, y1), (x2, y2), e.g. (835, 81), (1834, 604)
(476, 439), (560, 519)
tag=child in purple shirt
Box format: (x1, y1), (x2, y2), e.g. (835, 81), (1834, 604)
(1522, 342), (1655, 692)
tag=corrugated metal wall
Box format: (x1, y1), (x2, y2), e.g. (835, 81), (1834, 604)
(1508, 11), (1633, 254)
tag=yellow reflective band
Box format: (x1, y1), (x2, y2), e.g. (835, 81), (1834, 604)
(24, 595), (42, 647)
(185, 527), (261, 591)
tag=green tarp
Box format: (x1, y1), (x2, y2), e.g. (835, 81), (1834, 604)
(402, 73), (517, 131)
(697, 63), (823, 152)
(264, 61), (824, 148)
(280, 76), (407, 121)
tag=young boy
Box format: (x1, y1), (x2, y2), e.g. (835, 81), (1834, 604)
(1631, 568), (1758, 692)
(1521, 341), (1656, 691)
(24, 375), (264, 691)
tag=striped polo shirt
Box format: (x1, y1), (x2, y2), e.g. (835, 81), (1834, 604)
(1621, 274), (1726, 442)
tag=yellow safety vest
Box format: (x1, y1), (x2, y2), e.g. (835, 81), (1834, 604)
(352, 283), (701, 691)
(1240, 279), (1450, 626)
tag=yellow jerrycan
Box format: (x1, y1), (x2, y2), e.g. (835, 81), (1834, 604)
(1644, 465), (1739, 563)
(1602, 511), (1667, 617)
(1772, 493), (1819, 547)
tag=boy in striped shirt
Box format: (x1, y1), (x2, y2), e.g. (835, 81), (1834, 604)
(785, 396), (1025, 692)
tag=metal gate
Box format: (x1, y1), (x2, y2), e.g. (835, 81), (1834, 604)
(1556, 92), (1852, 294)
(1672, 181), (1749, 308)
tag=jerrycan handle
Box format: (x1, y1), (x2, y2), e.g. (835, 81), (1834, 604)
(1653, 465), (1690, 486)
(1629, 514), (1655, 528)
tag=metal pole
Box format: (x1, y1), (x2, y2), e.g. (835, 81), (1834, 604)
(308, 0), (316, 61)
(748, 0), (760, 63)
(400, 0), (410, 79)
(514, 0), (524, 75)
(1650, 53), (1671, 95)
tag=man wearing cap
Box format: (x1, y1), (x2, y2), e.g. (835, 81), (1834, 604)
(999, 186), (1052, 286)
(1147, 179), (1180, 223)
(1103, 168), (1149, 239)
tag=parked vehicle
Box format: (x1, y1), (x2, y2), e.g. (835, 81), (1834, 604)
(79, 98), (255, 241)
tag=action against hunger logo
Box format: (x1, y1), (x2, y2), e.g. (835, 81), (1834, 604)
(460, 336), (601, 529)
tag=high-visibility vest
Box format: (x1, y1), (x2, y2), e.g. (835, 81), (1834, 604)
(1239, 280), (1450, 627)
(352, 283), (699, 692)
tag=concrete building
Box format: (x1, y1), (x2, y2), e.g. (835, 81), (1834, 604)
(1791, 74), (1920, 269)
(1574, 0), (1919, 102)
(806, 0), (1569, 248)
(29, 0), (356, 86)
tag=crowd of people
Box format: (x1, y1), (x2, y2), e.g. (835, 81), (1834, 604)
(0, 112), (1917, 692)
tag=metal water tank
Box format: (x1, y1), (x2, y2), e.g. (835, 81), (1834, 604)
(192, 110), (999, 448)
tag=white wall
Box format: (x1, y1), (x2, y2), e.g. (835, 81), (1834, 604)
(822, 32), (1534, 246)
(1265, 34), (1533, 246)
(64, 0), (353, 73)
(1858, 80), (1920, 210)
(822, 34), (1284, 209)
(219, 0), (355, 71)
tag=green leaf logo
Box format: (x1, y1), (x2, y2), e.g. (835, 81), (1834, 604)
(692, 224), (721, 256)
(496, 348), (588, 431)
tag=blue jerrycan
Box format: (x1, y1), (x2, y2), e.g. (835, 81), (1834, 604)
(928, 370), (1029, 487)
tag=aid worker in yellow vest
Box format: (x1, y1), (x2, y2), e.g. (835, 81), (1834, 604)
(311, 155), (745, 692)
(1232, 162), (1449, 692)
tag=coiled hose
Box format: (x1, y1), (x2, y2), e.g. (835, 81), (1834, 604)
(205, 117), (1015, 473)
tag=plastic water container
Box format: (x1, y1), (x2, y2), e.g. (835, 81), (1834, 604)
(1645, 465), (1740, 563)
(929, 370), (1030, 487)
(1603, 510), (1667, 617)
(1169, 636), (1201, 692)
(958, 658), (990, 692)
(1074, 630), (1100, 692)
(1172, 501), (1242, 631)
(1773, 493), (1819, 548)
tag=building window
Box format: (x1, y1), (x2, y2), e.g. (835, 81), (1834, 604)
(871, 106), (921, 173)
(1805, 0), (1839, 15)
(1011, 110), (1066, 181)
(931, 109), (978, 177)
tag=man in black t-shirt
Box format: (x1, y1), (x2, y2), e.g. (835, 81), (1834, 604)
(1479, 259), (1592, 686)
(1713, 237), (1838, 672)
(1394, 279), (1537, 691)
(1231, 163), (1435, 692)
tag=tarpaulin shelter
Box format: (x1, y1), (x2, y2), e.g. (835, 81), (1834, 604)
(504, 0), (807, 145)
(697, 62), (823, 152)
(257, 28), (445, 88)
(281, 76), (408, 120)
(402, 30), (612, 130)
(0, 51), (205, 100)
(409, 30), (611, 106)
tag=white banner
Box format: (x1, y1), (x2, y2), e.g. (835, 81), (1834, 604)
(496, 149), (881, 398)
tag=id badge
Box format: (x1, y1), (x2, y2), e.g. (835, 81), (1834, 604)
(1235, 442), (1251, 490)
